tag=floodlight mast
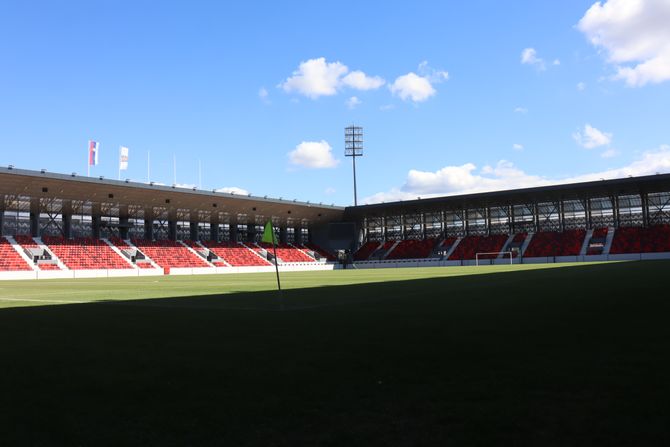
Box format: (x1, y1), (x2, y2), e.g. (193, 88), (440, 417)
(345, 125), (363, 206)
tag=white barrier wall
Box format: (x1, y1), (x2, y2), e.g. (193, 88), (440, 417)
(1, 252), (669, 281)
(0, 262), (336, 281)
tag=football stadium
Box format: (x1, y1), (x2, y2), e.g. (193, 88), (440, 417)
(3, 0), (670, 445)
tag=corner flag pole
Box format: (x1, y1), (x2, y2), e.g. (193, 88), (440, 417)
(272, 231), (281, 292)
(262, 220), (283, 309)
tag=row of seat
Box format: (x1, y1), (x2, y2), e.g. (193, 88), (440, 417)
(610, 224), (670, 254)
(386, 239), (438, 260)
(353, 225), (670, 260)
(131, 239), (210, 269)
(42, 236), (132, 270)
(0, 237), (33, 271)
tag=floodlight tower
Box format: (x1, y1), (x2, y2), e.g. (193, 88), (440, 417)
(345, 125), (363, 206)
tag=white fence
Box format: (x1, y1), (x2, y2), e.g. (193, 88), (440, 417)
(0, 262), (336, 281)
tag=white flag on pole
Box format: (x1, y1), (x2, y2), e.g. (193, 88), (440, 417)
(119, 146), (129, 171)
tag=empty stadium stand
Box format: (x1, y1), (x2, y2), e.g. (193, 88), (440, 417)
(200, 241), (271, 266)
(0, 237), (32, 271)
(257, 242), (316, 263)
(448, 234), (509, 260)
(42, 236), (132, 270)
(523, 229), (586, 257)
(353, 241), (380, 261)
(301, 243), (336, 261)
(386, 238), (438, 260)
(610, 224), (670, 254)
(131, 239), (209, 268)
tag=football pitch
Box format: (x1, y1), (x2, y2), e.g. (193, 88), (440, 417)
(0, 261), (668, 445)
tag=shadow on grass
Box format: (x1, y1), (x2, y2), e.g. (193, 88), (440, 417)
(0, 261), (669, 446)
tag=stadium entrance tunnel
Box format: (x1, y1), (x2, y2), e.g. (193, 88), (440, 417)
(0, 260), (668, 445)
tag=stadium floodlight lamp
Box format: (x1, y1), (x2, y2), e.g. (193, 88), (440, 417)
(71, 172), (76, 177)
(99, 176), (104, 180)
(41, 169), (47, 173)
(345, 125), (363, 206)
(8, 164), (14, 169)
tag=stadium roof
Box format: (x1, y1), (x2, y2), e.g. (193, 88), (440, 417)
(0, 167), (343, 225)
(345, 173), (670, 217)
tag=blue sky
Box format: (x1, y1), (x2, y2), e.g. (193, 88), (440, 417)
(1, 0), (669, 205)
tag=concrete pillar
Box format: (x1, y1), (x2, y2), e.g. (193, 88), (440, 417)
(210, 213), (219, 242)
(585, 199), (592, 230)
(248, 223), (257, 242)
(62, 200), (72, 239)
(230, 224), (238, 242)
(280, 226), (288, 244)
(144, 207), (154, 240)
(641, 193), (649, 227)
(294, 226), (303, 245)
(91, 203), (101, 239)
(119, 205), (129, 239)
(168, 214), (177, 241)
(189, 214), (198, 241)
(30, 197), (40, 237)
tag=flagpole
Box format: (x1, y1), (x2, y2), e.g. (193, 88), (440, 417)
(87, 141), (90, 177)
(118, 147), (121, 180)
(272, 230), (284, 310)
(147, 151), (150, 183)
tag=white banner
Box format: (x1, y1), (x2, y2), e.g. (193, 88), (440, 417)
(119, 146), (129, 171)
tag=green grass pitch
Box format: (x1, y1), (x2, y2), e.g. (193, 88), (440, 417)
(0, 261), (668, 445)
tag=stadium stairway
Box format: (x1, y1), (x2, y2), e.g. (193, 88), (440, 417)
(603, 227), (615, 255)
(114, 238), (161, 269)
(442, 237), (462, 259)
(520, 232), (534, 256)
(182, 240), (230, 267)
(498, 233), (516, 259)
(381, 240), (402, 259)
(579, 229), (594, 256)
(31, 238), (68, 270)
(101, 238), (137, 269)
(178, 240), (217, 268)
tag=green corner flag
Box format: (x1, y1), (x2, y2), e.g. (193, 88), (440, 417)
(262, 220), (283, 297)
(261, 220), (277, 245)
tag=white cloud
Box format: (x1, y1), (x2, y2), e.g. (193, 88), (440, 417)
(577, 81), (587, 91)
(174, 183), (196, 189)
(341, 71), (385, 90)
(514, 107), (528, 113)
(346, 96), (362, 109)
(363, 145), (670, 203)
(390, 72), (436, 102)
(513, 143), (524, 151)
(258, 87), (269, 99)
(389, 61), (449, 103)
(280, 58), (347, 98)
(216, 186), (250, 196)
(573, 124), (613, 149)
(553, 59), (561, 66)
(280, 57), (385, 98)
(288, 140), (339, 169)
(324, 187), (336, 195)
(380, 104), (395, 111)
(521, 48), (546, 70)
(601, 148), (620, 158)
(418, 60), (450, 82)
(577, 0), (670, 86)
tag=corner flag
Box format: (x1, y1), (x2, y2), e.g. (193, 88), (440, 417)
(262, 219), (282, 295)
